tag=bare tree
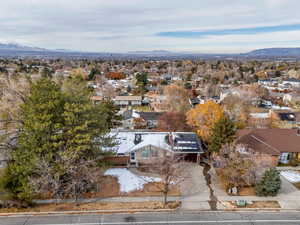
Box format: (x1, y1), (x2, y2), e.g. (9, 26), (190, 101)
(0, 74), (32, 157)
(163, 84), (191, 113)
(148, 155), (189, 207)
(216, 143), (273, 195)
(29, 157), (103, 204)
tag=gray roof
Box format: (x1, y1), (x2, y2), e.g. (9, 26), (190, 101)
(139, 112), (163, 121)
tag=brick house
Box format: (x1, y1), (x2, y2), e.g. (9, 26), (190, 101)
(237, 128), (300, 165)
(107, 131), (204, 166)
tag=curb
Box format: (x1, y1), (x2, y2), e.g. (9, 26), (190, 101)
(0, 208), (179, 217)
(2, 207), (300, 217)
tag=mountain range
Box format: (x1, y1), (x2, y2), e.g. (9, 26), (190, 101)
(0, 43), (300, 59)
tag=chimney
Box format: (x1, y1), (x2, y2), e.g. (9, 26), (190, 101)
(134, 133), (142, 145)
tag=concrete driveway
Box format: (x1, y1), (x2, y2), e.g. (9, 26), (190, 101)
(179, 163), (211, 210)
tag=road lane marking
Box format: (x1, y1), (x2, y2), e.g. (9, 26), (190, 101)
(30, 220), (300, 225)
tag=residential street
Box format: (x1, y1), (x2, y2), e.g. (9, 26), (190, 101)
(2, 211), (300, 225)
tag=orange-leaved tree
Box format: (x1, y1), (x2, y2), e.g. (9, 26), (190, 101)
(186, 101), (224, 142)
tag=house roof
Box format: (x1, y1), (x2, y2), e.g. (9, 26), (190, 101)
(272, 111), (300, 123)
(122, 110), (140, 120)
(139, 112), (163, 121)
(115, 96), (142, 101)
(108, 131), (204, 155)
(237, 128), (300, 155)
(283, 78), (300, 83)
(277, 112), (296, 122)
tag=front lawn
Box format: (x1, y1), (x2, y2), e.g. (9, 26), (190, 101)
(225, 201), (281, 209)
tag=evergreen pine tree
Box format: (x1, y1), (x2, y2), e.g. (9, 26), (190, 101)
(208, 115), (236, 153)
(255, 168), (281, 196)
(2, 78), (65, 201)
(1, 76), (118, 202)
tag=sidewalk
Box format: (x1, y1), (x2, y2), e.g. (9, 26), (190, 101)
(34, 196), (181, 204)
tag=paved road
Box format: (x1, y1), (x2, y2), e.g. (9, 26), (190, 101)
(2, 211), (300, 225)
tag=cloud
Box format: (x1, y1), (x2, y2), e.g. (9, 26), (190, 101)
(0, 0), (300, 52)
(157, 24), (300, 38)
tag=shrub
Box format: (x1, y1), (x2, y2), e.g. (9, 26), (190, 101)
(289, 158), (299, 167)
(255, 168), (281, 196)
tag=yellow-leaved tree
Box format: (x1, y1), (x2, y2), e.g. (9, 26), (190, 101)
(186, 101), (224, 141)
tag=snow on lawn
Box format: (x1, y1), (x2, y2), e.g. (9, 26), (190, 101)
(281, 171), (300, 183)
(104, 168), (161, 193)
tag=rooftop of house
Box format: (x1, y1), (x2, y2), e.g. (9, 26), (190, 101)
(283, 78), (300, 83)
(271, 110), (300, 122)
(90, 96), (103, 101)
(115, 96), (142, 101)
(277, 112), (297, 122)
(138, 112), (163, 121)
(108, 131), (204, 155)
(237, 128), (300, 156)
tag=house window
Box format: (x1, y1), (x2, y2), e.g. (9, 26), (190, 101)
(280, 153), (290, 164)
(141, 149), (150, 158)
(130, 152), (136, 161)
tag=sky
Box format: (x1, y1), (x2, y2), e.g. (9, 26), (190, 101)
(1, 0), (300, 53)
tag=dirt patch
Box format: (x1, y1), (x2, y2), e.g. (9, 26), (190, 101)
(83, 176), (180, 198)
(239, 187), (256, 196)
(128, 182), (180, 197)
(215, 168), (256, 196)
(292, 182), (300, 190)
(226, 201), (280, 209)
(0, 201), (180, 213)
(82, 176), (120, 198)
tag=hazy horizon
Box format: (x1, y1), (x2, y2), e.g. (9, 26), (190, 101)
(1, 0), (300, 53)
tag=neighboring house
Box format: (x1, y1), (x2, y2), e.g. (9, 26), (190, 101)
(283, 93), (300, 104)
(282, 78), (300, 88)
(108, 131), (204, 166)
(114, 96), (142, 107)
(249, 112), (271, 128)
(189, 97), (201, 106)
(121, 110), (163, 129)
(121, 110), (141, 129)
(258, 79), (278, 87)
(149, 95), (169, 112)
(237, 128), (300, 165)
(90, 95), (103, 104)
(269, 110), (300, 127)
(219, 89), (240, 102)
(138, 112), (163, 129)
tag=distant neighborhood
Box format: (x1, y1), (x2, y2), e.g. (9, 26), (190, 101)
(1, 57), (300, 212)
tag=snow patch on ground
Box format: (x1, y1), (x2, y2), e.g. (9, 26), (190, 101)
(281, 171), (300, 183)
(104, 168), (161, 193)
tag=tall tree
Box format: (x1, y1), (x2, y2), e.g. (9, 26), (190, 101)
(186, 101), (224, 142)
(208, 115), (236, 154)
(163, 84), (191, 113)
(136, 72), (148, 87)
(2, 78), (65, 201)
(157, 112), (191, 132)
(1, 77), (117, 202)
